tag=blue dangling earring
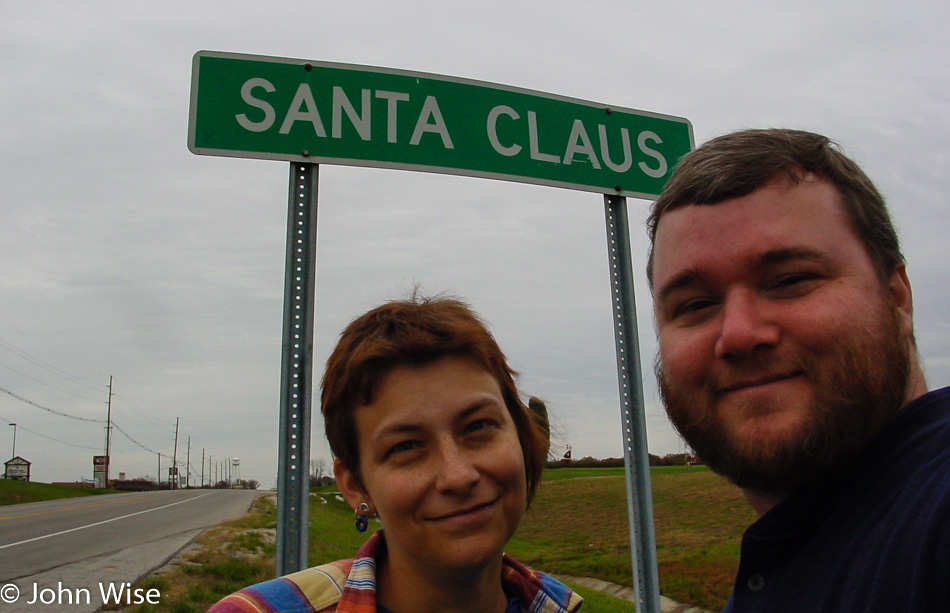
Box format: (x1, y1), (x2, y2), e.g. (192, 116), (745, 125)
(355, 502), (370, 533)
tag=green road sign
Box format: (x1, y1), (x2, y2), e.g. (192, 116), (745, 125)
(189, 51), (693, 198)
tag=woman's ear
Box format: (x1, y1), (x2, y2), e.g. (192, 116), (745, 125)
(334, 457), (370, 510)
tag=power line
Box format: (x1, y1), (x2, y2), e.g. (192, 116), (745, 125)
(0, 333), (176, 450)
(111, 421), (172, 459)
(0, 338), (105, 392)
(0, 333), (187, 474)
(0, 385), (106, 423)
(110, 405), (176, 441)
(0, 414), (102, 451)
(112, 393), (176, 435)
(0, 360), (107, 404)
(0, 318), (111, 384)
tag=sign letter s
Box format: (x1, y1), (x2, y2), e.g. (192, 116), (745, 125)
(637, 131), (668, 179)
(236, 78), (277, 132)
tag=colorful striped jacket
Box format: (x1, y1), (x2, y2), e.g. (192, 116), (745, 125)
(207, 531), (583, 613)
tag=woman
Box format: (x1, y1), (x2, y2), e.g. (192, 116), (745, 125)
(208, 295), (583, 613)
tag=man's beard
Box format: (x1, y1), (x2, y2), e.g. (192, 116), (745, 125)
(658, 301), (911, 497)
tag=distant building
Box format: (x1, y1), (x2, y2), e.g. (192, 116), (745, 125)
(562, 445), (573, 462)
(310, 475), (335, 488)
(4, 456), (31, 481)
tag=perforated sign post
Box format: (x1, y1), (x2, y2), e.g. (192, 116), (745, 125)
(189, 50), (693, 613)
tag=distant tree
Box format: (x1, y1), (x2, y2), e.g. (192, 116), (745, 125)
(660, 453), (691, 466)
(310, 457), (332, 489)
(111, 478), (158, 492)
(547, 456), (625, 469)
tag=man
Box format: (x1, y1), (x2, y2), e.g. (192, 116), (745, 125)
(647, 128), (949, 612)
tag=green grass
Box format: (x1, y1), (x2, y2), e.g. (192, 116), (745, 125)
(0, 479), (120, 505)
(307, 491), (379, 565)
(503, 465), (751, 611)
(543, 465), (711, 480)
(543, 466), (628, 480)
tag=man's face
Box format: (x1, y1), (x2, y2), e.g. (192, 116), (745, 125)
(651, 175), (914, 494)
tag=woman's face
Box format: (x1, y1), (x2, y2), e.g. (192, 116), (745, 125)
(336, 355), (528, 575)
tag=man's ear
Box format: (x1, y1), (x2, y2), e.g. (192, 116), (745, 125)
(334, 457), (370, 511)
(888, 263), (914, 337)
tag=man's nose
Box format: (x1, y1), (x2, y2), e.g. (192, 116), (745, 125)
(714, 290), (781, 359)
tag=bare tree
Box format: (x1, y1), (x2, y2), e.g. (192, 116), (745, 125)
(310, 457), (327, 480)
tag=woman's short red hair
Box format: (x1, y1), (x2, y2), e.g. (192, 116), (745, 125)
(321, 295), (549, 502)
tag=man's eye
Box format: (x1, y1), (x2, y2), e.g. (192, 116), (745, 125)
(778, 272), (815, 285)
(769, 272), (820, 294)
(674, 298), (716, 318)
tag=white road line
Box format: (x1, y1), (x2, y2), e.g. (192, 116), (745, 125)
(0, 493), (212, 551)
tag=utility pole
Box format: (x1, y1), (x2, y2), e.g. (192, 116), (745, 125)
(172, 418), (180, 489)
(157, 452), (161, 488)
(201, 448), (205, 488)
(105, 376), (113, 486)
(186, 436), (191, 488)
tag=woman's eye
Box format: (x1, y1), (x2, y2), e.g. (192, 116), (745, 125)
(465, 419), (492, 434)
(389, 440), (419, 455)
(465, 419), (495, 434)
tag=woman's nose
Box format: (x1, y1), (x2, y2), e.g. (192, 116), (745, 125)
(434, 443), (480, 494)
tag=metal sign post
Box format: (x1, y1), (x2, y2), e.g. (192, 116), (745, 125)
(605, 194), (661, 613)
(275, 163), (318, 574)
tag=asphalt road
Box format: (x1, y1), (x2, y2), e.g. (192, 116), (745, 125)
(0, 489), (261, 612)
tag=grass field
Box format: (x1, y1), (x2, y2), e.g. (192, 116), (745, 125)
(103, 466), (753, 612)
(512, 466), (754, 611)
(0, 479), (118, 505)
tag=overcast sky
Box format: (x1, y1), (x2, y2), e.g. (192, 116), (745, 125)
(2, 1), (948, 487)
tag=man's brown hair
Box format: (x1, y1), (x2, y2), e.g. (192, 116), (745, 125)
(646, 128), (903, 285)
